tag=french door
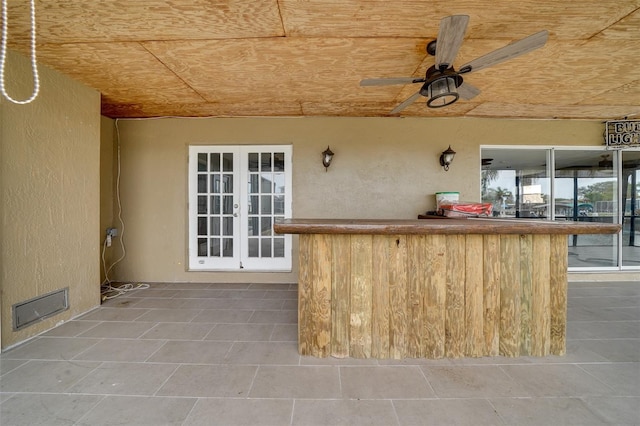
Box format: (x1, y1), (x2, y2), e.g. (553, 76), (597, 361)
(188, 145), (292, 271)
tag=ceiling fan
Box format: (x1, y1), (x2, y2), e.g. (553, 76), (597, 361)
(360, 15), (548, 114)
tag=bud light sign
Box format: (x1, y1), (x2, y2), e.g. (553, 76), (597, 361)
(605, 120), (640, 148)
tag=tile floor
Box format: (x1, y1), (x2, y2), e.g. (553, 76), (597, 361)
(1, 281), (638, 425)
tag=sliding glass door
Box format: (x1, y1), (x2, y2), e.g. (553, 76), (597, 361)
(554, 150), (617, 268)
(622, 151), (640, 267)
(481, 146), (639, 270)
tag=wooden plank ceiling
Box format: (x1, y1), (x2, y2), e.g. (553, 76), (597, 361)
(6, 0), (640, 119)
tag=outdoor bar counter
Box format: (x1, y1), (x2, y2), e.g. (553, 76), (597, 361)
(274, 218), (620, 359)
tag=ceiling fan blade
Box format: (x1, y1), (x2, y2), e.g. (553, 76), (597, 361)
(457, 82), (481, 100)
(360, 77), (424, 86)
(435, 15), (470, 69)
(459, 30), (549, 74)
(390, 91), (422, 114)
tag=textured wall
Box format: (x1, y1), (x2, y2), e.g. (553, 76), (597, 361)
(99, 116), (117, 284)
(0, 51), (101, 349)
(107, 116), (605, 284)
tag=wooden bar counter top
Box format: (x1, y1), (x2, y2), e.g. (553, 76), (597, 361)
(274, 217), (620, 235)
(274, 218), (620, 360)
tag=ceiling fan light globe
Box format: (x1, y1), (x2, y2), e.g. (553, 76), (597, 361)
(427, 76), (459, 108)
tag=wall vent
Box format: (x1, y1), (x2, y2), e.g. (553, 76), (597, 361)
(13, 288), (69, 330)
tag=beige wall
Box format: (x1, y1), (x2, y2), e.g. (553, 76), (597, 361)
(100, 116), (117, 284)
(0, 51), (101, 349)
(108, 117), (606, 284)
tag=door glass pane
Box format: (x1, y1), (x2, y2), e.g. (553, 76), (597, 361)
(248, 153), (259, 172)
(210, 217), (220, 236)
(223, 195), (233, 214)
(261, 173), (273, 193)
(261, 239), (272, 257)
(554, 150), (617, 268)
(198, 238), (207, 256)
(481, 149), (550, 218)
(248, 238), (259, 257)
(274, 238), (284, 257)
(223, 174), (233, 193)
(211, 175), (220, 193)
(211, 196), (220, 214)
(198, 196), (207, 214)
(210, 153), (220, 172)
(273, 174), (285, 193)
(210, 238), (220, 257)
(261, 153), (272, 171)
(197, 175), (207, 193)
(261, 195), (272, 214)
(248, 217), (259, 236)
(222, 153), (233, 172)
(274, 195), (285, 214)
(197, 217), (207, 235)
(274, 152), (285, 171)
(223, 217), (233, 236)
(249, 174), (259, 193)
(198, 153), (207, 171)
(261, 217), (272, 236)
(248, 195), (258, 214)
(222, 238), (233, 257)
(622, 151), (640, 267)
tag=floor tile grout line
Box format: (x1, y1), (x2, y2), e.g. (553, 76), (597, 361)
(417, 363), (438, 397)
(573, 363), (622, 394)
(68, 393), (108, 426)
(180, 396), (200, 425)
(246, 364), (262, 399)
(152, 362), (183, 398)
(61, 360), (105, 394)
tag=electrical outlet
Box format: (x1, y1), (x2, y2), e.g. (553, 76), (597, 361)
(106, 227), (118, 237)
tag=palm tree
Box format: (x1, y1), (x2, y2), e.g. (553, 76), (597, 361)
(481, 169), (499, 196)
(491, 187), (513, 214)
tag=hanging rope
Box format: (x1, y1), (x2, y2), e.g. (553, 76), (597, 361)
(0, 0), (39, 104)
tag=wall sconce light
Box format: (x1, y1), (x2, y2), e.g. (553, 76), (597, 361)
(439, 145), (456, 171)
(322, 146), (334, 171)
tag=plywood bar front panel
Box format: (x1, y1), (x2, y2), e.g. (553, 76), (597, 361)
(550, 234), (569, 355)
(423, 234), (447, 359)
(388, 235), (408, 359)
(298, 234), (313, 355)
(349, 235), (373, 358)
(330, 234), (351, 358)
(482, 234), (501, 357)
(464, 234), (484, 358)
(297, 233), (580, 359)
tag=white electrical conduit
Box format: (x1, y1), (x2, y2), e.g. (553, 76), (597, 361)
(0, 0), (39, 104)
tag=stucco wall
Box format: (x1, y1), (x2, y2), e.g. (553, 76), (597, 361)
(0, 51), (101, 349)
(100, 115), (117, 284)
(108, 117), (605, 284)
